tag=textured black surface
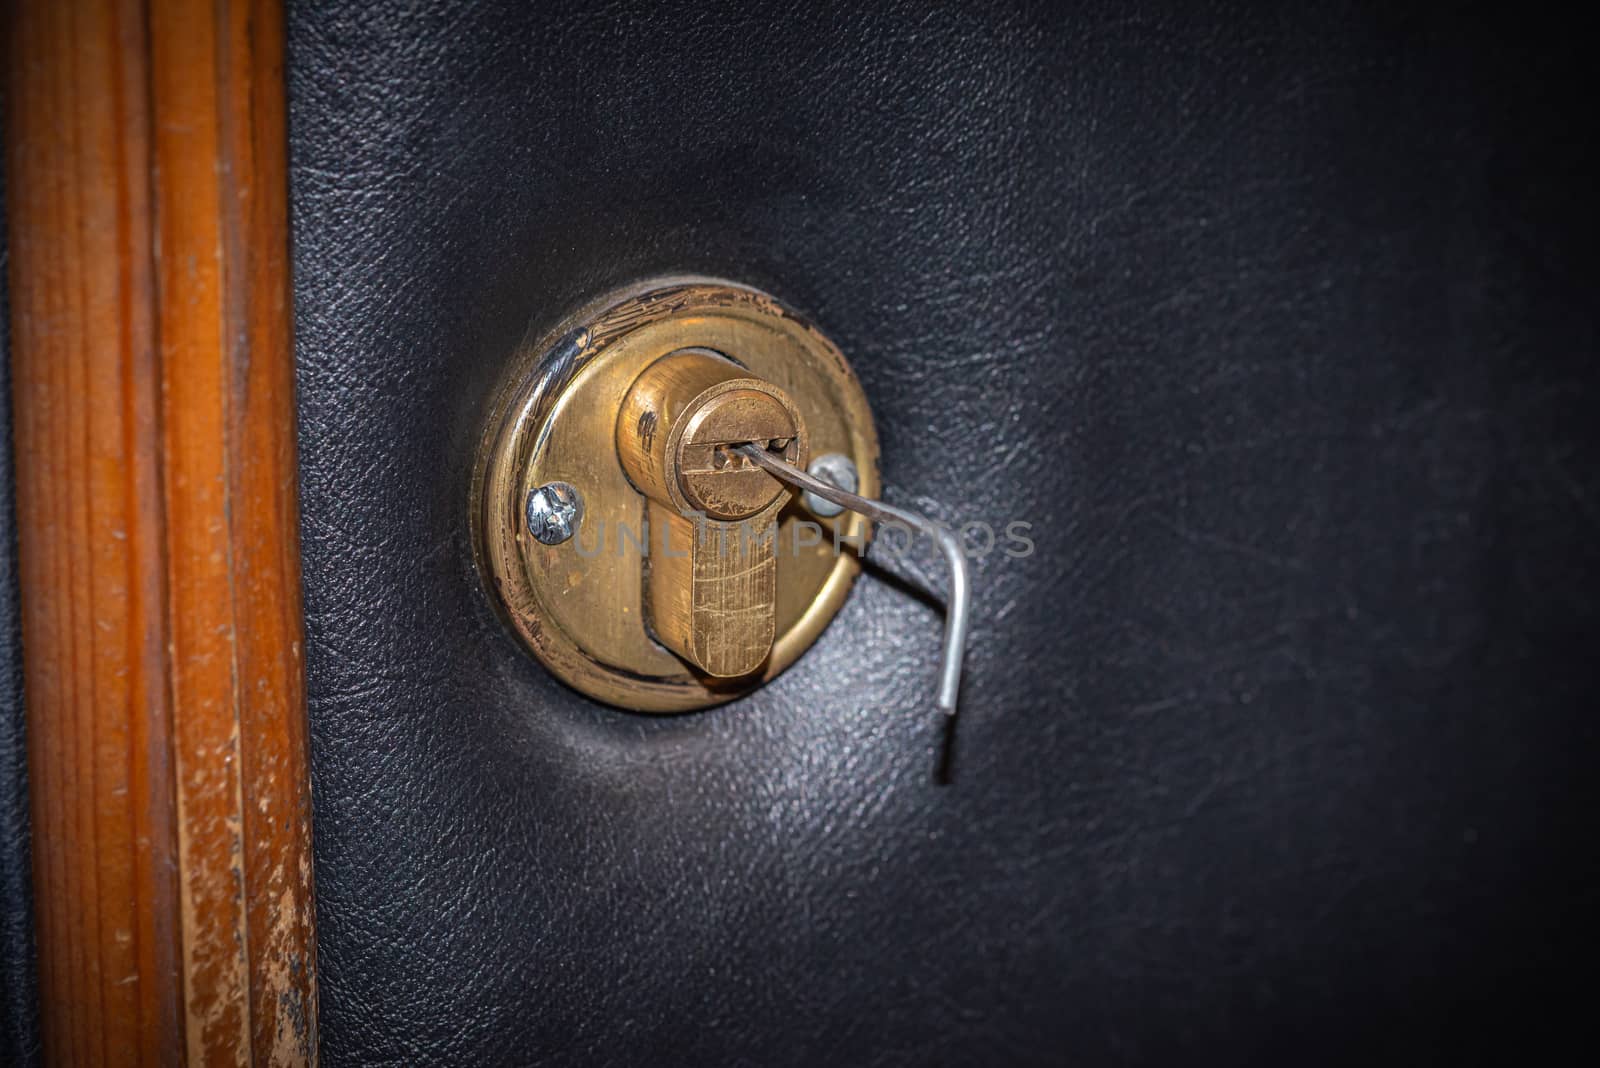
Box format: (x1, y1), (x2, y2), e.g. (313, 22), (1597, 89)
(1, 111), (42, 1067)
(287, 2), (1596, 1064)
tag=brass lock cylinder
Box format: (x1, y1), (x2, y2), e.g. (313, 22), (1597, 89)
(615, 350), (809, 678)
(615, 350), (807, 521)
(473, 280), (878, 712)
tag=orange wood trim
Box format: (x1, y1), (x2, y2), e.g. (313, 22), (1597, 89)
(4, 1), (318, 1063)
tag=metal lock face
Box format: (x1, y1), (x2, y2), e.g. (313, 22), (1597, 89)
(472, 279), (879, 711)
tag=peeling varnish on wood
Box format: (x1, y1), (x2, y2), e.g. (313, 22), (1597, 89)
(6, 0), (318, 1062)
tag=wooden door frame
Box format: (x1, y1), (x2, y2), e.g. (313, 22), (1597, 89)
(4, 0), (318, 1062)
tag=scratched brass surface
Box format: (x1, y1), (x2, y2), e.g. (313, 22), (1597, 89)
(472, 279), (878, 711)
(615, 349), (809, 677)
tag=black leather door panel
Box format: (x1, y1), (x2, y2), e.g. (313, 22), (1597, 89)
(1, 120), (42, 1067)
(286, 3), (1595, 1063)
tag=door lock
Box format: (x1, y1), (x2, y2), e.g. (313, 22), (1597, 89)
(615, 348), (808, 678)
(473, 280), (879, 711)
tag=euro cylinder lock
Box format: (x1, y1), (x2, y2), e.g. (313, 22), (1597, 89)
(473, 279), (967, 714)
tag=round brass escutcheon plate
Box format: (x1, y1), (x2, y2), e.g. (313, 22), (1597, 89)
(472, 279), (880, 711)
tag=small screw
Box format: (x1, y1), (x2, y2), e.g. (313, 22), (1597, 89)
(525, 482), (582, 545)
(803, 454), (858, 517)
